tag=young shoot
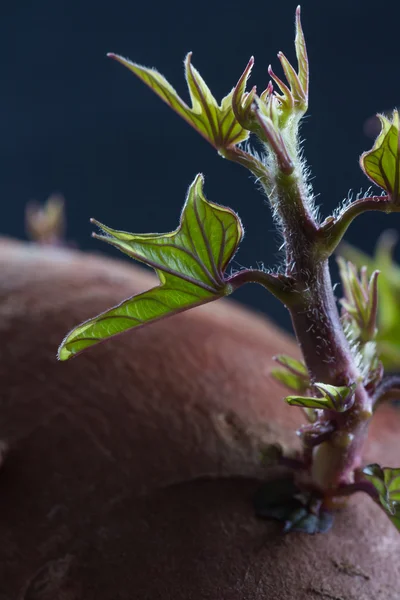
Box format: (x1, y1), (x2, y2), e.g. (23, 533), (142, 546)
(340, 231), (400, 373)
(58, 7), (400, 534)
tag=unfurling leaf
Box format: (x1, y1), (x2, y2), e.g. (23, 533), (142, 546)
(274, 354), (309, 377)
(294, 6), (309, 103)
(58, 174), (243, 360)
(231, 56), (257, 130)
(362, 464), (400, 531)
(266, 5), (308, 120)
(338, 258), (379, 343)
(108, 52), (249, 151)
(360, 110), (400, 202)
(230, 6), (308, 173)
(340, 233), (400, 372)
(338, 258), (382, 391)
(233, 6), (309, 135)
(285, 382), (356, 412)
(271, 354), (310, 392)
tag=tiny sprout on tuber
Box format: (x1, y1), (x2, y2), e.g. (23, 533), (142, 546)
(58, 7), (400, 534)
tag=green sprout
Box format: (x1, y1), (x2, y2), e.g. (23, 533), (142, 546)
(58, 7), (400, 534)
(340, 231), (400, 372)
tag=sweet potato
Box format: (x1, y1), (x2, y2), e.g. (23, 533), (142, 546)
(0, 238), (398, 599)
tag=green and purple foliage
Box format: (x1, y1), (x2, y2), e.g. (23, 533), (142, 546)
(58, 7), (400, 534)
(340, 231), (400, 372)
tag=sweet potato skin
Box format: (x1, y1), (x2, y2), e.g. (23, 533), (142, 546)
(0, 239), (399, 599)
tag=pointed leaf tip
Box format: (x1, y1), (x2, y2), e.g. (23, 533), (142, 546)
(58, 175), (243, 360)
(232, 57), (257, 129)
(254, 5), (308, 138)
(360, 110), (400, 202)
(285, 382), (356, 412)
(111, 50), (249, 151)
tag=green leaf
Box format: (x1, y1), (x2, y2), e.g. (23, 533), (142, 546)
(337, 257), (382, 389)
(338, 258), (379, 343)
(360, 110), (400, 201)
(232, 56), (257, 129)
(285, 382), (356, 412)
(340, 233), (400, 372)
(58, 174), (243, 360)
(271, 354), (310, 392)
(108, 52), (249, 151)
(363, 464), (400, 530)
(274, 354), (308, 377)
(271, 369), (307, 393)
(232, 6), (308, 153)
(260, 5), (308, 127)
(294, 6), (309, 102)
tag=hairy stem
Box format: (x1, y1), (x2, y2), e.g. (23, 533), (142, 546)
(269, 168), (374, 493)
(289, 261), (356, 383)
(227, 268), (294, 303)
(288, 244), (373, 492)
(227, 111), (377, 496)
(319, 195), (398, 256)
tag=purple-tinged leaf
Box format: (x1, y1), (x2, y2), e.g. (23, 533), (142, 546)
(285, 382), (356, 412)
(108, 52), (249, 151)
(58, 174), (243, 360)
(360, 110), (400, 202)
(232, 56), (256, 129)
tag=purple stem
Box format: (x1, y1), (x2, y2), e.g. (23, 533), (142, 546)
(320, 195), (398, 255)
(226, 268), (294, 303)
(332, 479), (379, 501)
(373, 375), (400, 408)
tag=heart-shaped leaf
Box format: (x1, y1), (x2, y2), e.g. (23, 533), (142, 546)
(108, 52), (249, 151)
(58, 174), (243, 360)
(360, 110), (400, 202)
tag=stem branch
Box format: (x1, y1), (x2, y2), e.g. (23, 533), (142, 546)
(226, 268), (294, 304)
(266, 167), (374, 493)
(331, 479), (379, 500)
(319, 195), (397, 256)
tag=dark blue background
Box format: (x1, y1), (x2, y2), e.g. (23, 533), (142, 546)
(1, 0), (399, 329)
